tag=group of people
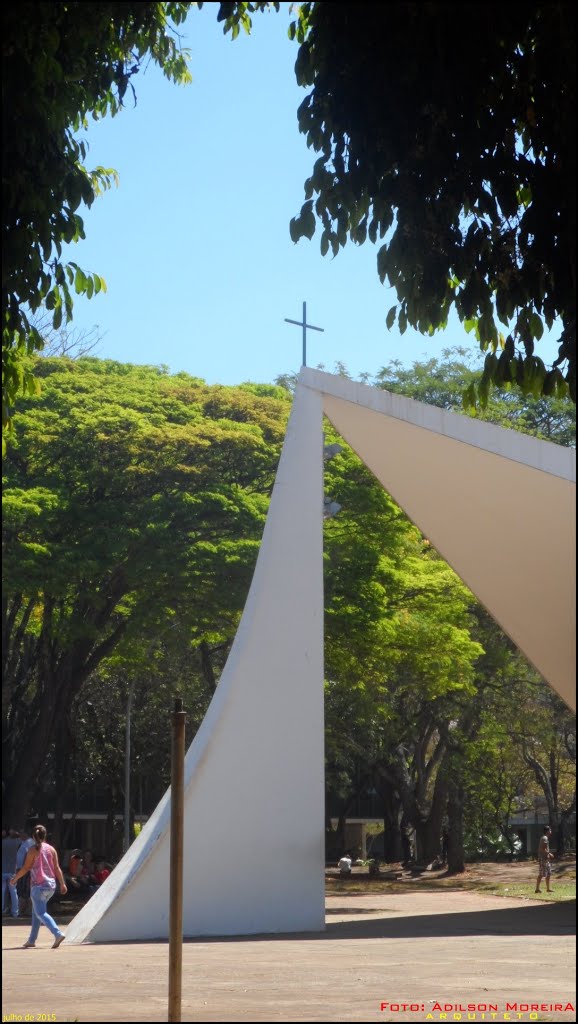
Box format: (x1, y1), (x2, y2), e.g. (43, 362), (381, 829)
(66, 847), (111, 893)
(2, 824), (113, 949)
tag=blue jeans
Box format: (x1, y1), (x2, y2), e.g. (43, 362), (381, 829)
(2, 873), (19, 916)
(28, 884), (64, 944)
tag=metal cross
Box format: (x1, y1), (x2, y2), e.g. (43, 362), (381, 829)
(284, 301), (324, 367)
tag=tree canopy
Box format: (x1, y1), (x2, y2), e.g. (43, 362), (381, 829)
(1, 0), (275, 428)
(289, 3), (576, 402)
(4, 2), (575, 427)
(2, 357), (290, 824)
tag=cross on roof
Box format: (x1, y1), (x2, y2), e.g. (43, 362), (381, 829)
(284, 302), (324, 367)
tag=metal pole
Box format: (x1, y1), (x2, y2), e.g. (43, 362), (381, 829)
(168, 697), (187, 1023)
(123, 679), (135, 855)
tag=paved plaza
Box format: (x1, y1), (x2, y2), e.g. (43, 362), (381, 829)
(2, 891), (575, 1023)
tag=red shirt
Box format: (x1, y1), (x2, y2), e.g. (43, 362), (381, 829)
(69, 854), (83, 877)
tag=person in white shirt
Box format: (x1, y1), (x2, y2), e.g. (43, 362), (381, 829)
(338, 854), (352, 876)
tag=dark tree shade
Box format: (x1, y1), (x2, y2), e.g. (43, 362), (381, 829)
(290, 2), (576, 402)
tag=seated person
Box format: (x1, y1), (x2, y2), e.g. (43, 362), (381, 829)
(81, 849), (96, 885)
(93, 859), (111, 886)
(66, 850), (90, 891)
(338, 854), (352, 876)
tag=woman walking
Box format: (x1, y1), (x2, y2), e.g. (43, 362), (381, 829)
(10, 824), (67, 948)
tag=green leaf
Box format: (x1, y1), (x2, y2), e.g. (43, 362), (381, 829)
(74, 267), (87, 294)
(300, 200), (316, 241)
(377, 245), (389, 285)
(289, 216), (301, 244)
(530, 312), (544, 341)
(462, 382), (477, 411)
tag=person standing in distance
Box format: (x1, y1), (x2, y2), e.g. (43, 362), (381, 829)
(2, 827), (21, 918)
(535, 825), (554, 894)
(10, 824), (67, 948)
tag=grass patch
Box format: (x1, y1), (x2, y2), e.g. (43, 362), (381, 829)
(476, 881), (576, 902)
(325, 866), (576, 902)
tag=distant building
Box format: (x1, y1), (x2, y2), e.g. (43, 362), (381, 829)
(510, 802), (576, 856)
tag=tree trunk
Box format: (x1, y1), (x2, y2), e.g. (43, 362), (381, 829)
(414, 772), (448, 864)
(335, 812), (347, 856)
(558, 794), (576, 856)
(524, 748), (565, 851)
(3, 664), (76, 827)
(52, 791), (65, 853)
(325, 809), (348, 861)
(447, 779), (465, 874)
(51, 718), (76, 851)
(400, 815), (413, 863)
(374, 776), (402, 862)
(199, 640), (217, 693)
(383, 822), (402, 863)
(105, 807), (115, 858)
(414, 816), (442, 864)
(62, 812), (78, 852)
(1, 776), (33, 830)
(501, 827), (517, 861)
(3, 592), (128, 829)
(375, 738), (448, 865)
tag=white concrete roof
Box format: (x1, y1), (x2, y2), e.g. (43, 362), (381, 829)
(301, 368), (576, 711)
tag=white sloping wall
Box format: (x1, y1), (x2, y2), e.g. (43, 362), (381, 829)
(302, 369), (576, 712)
(66, 383), (325, 943)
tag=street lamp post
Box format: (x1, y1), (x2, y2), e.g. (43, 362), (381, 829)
(123, 678), (136, 855)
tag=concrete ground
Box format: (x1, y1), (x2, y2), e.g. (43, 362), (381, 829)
(2, 891), (575, 1023)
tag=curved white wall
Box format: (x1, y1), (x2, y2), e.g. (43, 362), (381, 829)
(66, 384), (325, 943)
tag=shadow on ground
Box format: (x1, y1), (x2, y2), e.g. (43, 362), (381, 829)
(7, 896), (573, 946)
(320, 900), (576, 939)
(177, 899), (576, 945)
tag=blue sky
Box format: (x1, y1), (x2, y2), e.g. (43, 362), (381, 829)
(63, 4), (560, 386)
